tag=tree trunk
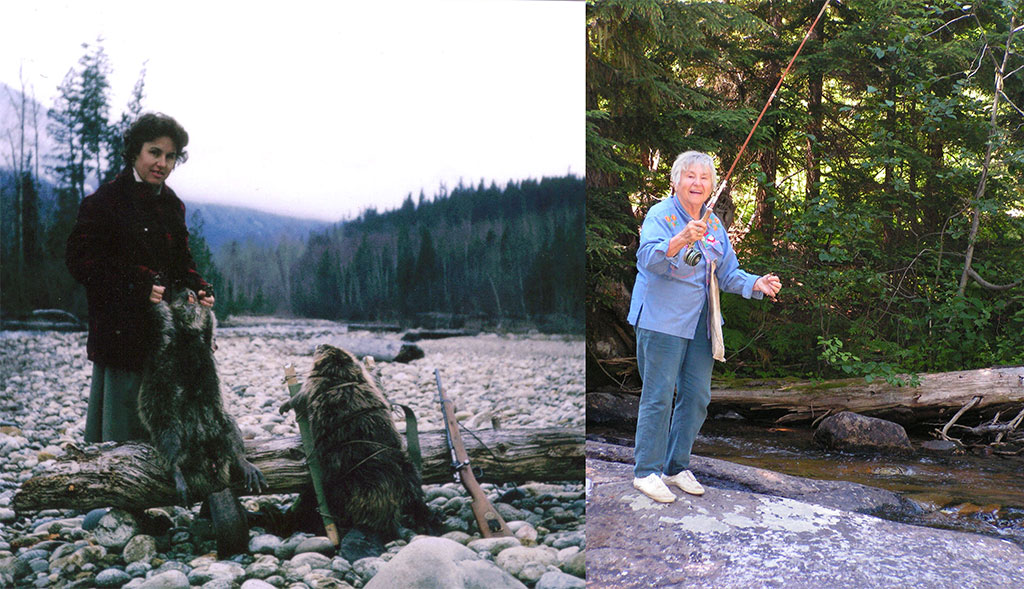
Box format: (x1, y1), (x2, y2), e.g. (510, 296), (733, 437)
(12, 428), (583, 513)
(587, 366), (1024, 426)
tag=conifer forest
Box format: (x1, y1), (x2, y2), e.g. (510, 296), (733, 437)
(587, 0), (1023, 386)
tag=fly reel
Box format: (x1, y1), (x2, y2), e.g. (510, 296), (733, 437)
(682, 245), (702, 266)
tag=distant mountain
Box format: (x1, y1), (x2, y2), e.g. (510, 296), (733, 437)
(184, 201), (332, 251)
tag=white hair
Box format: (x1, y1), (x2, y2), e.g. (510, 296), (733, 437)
(670, 151), (718, 189)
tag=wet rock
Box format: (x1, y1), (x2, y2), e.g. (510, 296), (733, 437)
(920, 439), (958, 454)
(82, 508), (108, 530)
(351, 556), (384, 582)
(813, 411), (913, 454)
(364, 537), (526, 589)
(536, 569), (586, 589)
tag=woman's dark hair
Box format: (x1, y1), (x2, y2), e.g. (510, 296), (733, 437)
(122, 112), (189, 166)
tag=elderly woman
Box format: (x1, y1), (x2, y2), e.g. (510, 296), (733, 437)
(66, 112), (214, 443)
(627, 150), (781, 502)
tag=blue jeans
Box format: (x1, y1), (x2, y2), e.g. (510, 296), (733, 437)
(633, 302), (714, 478)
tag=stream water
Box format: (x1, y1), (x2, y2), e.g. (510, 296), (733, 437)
(591, 416), (1024, 548)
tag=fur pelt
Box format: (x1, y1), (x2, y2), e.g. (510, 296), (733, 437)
(280, 344), (436, 540)
(139, 286), (265, 503)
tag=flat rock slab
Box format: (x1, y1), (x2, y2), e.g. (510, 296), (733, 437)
(587, 455), (1024, 588)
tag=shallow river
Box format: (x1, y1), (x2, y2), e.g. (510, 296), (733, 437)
(592, 417), (1024, 548)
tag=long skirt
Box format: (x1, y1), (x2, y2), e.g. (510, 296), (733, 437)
(84, 363), (148, 443)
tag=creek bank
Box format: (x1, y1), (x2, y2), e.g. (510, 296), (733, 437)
(586, 442), (1024, 588)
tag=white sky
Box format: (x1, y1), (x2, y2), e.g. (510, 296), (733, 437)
(1, 0), (583, 222)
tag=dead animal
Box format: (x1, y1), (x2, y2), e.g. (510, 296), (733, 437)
(280, 344), (437, 540)
(139, 286), (266, 504)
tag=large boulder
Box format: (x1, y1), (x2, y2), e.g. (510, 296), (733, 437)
(364, 536), (526, 589)
(813, 411), (913, 454)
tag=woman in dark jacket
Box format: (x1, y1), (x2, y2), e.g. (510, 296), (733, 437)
(66, 112), (214, 442)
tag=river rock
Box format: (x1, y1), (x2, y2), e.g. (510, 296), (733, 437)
(93, 509), (139, 550)
(466, 536), (521, 555)
(95, 567), (132, 587)
(536, 569), (586, 589)
(187, 561), (246, 586)
(813, 411), (914, 454)
(122, 534), (158, 563)
(137, 569), (190, 589)
(250, 533), (284, 555)
(364, 536), (526, 589)
(240, 580), (278, 589)
(246, 554), (280, 579)
(920, 439), (958, 454)
(495, 545), (558, 584)
(294, 536), (335, 556)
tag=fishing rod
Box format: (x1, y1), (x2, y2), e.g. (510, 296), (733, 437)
(683, 0), (834, 266)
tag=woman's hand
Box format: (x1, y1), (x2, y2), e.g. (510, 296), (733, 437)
(754, 273), (782, 300)
(197, 290), (215, 307)
(149, 284), (166, 303)
(667, 220), (707, 257)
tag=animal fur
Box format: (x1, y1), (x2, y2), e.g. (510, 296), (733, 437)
(139, 286), (265, 503)
(280, 344), (436, 540)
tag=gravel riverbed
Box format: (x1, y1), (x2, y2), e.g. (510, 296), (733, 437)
(0, 319), (585, 588)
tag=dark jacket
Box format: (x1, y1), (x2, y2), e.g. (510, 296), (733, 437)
(66, 168), (210, 370)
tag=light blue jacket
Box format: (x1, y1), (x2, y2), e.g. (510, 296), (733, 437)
(627, 195), (763, 339)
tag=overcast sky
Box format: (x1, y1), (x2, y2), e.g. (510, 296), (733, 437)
(1, 0), (583, 222)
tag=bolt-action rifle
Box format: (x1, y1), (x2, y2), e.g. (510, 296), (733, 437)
(435, 369), (512, 538)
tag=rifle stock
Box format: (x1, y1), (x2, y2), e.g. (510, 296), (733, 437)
(435, 369), (513, 538)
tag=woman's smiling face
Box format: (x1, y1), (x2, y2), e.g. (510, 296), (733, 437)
(133, 136), (179, 186)
(674, 163), (714, 215)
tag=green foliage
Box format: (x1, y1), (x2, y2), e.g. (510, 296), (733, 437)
(588, 0), (1024, 379)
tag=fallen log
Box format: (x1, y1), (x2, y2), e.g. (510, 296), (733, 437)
(12, 427), (583, 513)
(401, 329), (480, 342)
(588, 366), (1024, 426)
(322, 336), (424, 363)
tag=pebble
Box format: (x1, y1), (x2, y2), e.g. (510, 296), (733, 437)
(0, 325), (584, 587)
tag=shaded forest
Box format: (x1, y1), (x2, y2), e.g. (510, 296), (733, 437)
(1, 42), (584, 331)
(587, 0), (1023, 387)
(213, 177), (585, 330)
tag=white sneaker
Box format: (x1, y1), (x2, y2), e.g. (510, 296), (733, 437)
(632, 473), (676, 503)
(662, 470), (705, 496)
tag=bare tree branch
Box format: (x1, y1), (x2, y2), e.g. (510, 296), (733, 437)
(967, 267), (1024, 291)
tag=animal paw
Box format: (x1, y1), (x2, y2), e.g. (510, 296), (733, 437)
(241, 459), (268, 494)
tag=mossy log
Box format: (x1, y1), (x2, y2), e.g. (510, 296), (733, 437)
(11, 427), (583, 513)
(588, 366), (1024, 426)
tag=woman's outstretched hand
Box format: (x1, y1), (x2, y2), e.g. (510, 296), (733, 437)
(754, 273), (782, 300)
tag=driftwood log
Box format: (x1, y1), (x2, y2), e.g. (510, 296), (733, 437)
(322, 337), (424, 363)
(12, 428), (583, 513)
(588, 366), (1024, 426)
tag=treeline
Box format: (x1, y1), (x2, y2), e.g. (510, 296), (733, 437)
(2, 42), (143, 318)
(587, 0), (1023, 384)
(214, 176), (585, 331)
